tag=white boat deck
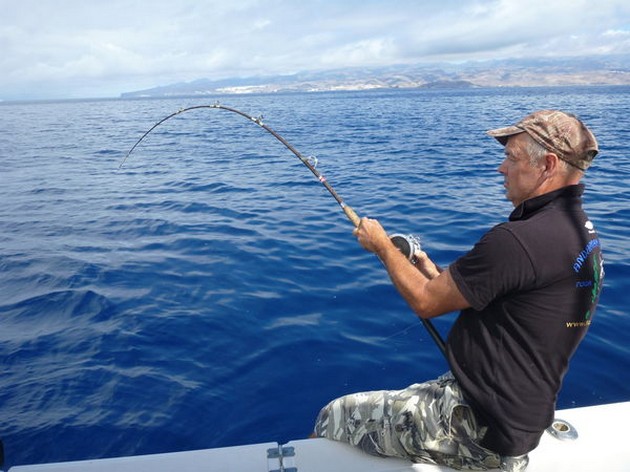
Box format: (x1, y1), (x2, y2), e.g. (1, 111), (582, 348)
(9, 401), (630, 471)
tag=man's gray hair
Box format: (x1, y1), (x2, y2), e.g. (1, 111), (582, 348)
(525, 135), (548, 167)
(525, 134), (581, 176)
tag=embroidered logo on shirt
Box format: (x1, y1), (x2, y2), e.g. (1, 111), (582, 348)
(573, 238), (600, 273)
(568, 235), (604, 328)
(585, 220), (596, 234)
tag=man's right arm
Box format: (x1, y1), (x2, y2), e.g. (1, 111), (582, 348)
(413, 250), (442, 280)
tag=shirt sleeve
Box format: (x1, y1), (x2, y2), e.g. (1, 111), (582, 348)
(450, 225), (535, 311)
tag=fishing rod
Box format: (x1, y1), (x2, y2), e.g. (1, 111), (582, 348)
(120, 103), (447, 356)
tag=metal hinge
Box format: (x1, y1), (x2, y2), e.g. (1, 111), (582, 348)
(267, 445), (297, 472)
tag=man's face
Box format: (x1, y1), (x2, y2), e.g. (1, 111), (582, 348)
(497, 133), (546, 207)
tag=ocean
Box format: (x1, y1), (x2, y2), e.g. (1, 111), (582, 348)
(1, 86), (628, 468)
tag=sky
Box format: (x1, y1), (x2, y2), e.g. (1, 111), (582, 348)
(1, 0), (629, 100)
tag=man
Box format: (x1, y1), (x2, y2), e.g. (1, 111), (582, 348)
(312, 110), (604, 471)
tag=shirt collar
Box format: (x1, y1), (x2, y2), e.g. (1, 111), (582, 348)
(509, 184), (585, 221)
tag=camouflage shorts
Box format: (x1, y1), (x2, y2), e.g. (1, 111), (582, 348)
(313, 373), (528, 471)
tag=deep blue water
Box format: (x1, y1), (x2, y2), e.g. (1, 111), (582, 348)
(1, 87), (628, 468)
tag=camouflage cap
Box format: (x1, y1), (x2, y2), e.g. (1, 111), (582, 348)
(487, 110), (599, 171)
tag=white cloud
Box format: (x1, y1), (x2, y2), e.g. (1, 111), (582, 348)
(0, 0), (628, 99)
(321, 38), (397, 67)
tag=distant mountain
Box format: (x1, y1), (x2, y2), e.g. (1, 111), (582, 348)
(120, 55), (630, 98)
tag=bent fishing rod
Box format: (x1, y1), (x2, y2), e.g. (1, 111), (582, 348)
(120, 103), (447, 356)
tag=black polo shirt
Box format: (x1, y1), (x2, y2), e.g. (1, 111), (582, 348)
(447, 184), (604, 456)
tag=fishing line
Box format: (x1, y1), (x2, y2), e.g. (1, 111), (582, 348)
(120, 102), (446, 356)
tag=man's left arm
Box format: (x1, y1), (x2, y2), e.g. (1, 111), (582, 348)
(354, 217), (470, 319)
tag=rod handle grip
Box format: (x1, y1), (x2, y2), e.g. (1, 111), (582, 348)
(343, 205), (361, 227)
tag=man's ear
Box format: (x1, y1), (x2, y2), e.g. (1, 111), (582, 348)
(543, 152), (560, 176)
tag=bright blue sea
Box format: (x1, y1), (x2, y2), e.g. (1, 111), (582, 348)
(1, 87), (628, 468)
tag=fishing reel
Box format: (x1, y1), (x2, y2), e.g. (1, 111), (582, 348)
(390, 233), (422, 264)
